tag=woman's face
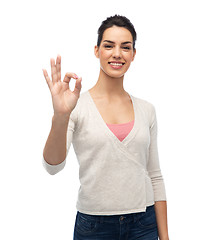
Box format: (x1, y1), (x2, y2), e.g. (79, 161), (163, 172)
(95, 26), (136, 78)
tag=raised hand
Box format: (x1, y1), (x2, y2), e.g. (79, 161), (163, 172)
(42, 55), (82, 116)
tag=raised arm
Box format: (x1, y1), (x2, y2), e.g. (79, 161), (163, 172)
(42, 55), (82, 174)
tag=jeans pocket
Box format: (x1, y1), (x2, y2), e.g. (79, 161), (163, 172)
(137, 206), (157, 229)
(75, 212), (100, 235)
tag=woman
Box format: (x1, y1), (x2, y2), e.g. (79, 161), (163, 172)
(42, 15), (169, 240)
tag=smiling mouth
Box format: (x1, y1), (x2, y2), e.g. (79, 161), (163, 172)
(108, 62), (125, 66)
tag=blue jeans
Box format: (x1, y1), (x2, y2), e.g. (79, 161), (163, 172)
(73, 204), (158, 240)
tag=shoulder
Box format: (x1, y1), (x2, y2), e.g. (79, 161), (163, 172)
(131, 95), (157, 127)
(75, 90), (91, 108)
(69, 90), (90, 122)
(132, 95), (156, 113)
(69, 91), (88, 120)
(71, 90), (88, 111)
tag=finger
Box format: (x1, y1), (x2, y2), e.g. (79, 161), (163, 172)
(63, 72), (79, 84)
(56, 54), (61, 81)
(73, 77), (82, 96)
(50, 58), (58, 83)
(42, 69), (53, 90)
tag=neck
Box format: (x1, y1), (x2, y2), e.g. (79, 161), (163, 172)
(91, 68), (126, 98)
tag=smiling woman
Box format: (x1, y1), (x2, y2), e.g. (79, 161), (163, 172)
(42, 14), (169, 240)
(103, 39), (133, 69)
(94, 25), (136, 79)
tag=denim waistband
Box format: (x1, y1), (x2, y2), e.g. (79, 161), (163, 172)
(77, 205), (155, 224)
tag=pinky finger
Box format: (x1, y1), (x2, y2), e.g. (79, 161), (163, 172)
(42, 69), (53, 90)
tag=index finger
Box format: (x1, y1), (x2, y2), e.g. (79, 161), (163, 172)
(63, 72), (79, 84)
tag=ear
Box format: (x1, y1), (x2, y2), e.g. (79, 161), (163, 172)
(131, 48), (136, 62)
(94, 45), (99, 59)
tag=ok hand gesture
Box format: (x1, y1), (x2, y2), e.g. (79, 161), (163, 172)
(42, 55), (82, 117)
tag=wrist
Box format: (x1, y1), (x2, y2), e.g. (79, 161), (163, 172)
(52, 113), (70, 125)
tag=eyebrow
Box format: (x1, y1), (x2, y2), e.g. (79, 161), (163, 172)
(103, 40), (132, 45)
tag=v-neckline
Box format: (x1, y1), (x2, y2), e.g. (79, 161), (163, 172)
(86, 90), (138, 146)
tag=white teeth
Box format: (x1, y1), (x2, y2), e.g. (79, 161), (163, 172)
(110, 62), (123, 66)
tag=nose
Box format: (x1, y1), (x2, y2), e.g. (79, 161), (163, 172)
(112, 46), (121, 59)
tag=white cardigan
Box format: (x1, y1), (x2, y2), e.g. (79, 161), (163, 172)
(42, 90), (167, 215)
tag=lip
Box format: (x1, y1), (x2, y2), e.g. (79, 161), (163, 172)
(108, 61), (125, 65)
(108, 61), (125, 69)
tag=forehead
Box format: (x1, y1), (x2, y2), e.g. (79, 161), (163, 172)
(102, 26), (133, 43)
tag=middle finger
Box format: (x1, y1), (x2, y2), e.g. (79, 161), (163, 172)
(50, 58), (58, 83)
(56, 54), (61, 81)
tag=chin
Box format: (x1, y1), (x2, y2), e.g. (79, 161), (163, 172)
(107, 71), (125, 79)
(111, 73), (125, 78)
(101, 67), (127, 79)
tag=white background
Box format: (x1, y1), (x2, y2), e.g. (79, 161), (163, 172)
(0, 0), (212, 239)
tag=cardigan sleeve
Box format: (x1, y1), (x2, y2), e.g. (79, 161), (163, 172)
(147, 104), (167, 201)
(42, 113), (76, 175)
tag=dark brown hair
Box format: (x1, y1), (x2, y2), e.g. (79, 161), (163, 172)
(97, 14), (137, 50)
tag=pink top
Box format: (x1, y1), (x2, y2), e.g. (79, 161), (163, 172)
(106, 120), (135, 142)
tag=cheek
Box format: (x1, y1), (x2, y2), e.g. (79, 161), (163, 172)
(124, 55), (134, 65)
(99, 49), (110, 60)
(122, 50), (133, 59)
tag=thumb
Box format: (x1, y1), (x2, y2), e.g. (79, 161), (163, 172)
(73, 77), (82, 96)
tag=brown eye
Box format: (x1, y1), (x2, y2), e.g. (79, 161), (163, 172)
(122, 46), (131, 50)
(104, 45), (113, 49)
